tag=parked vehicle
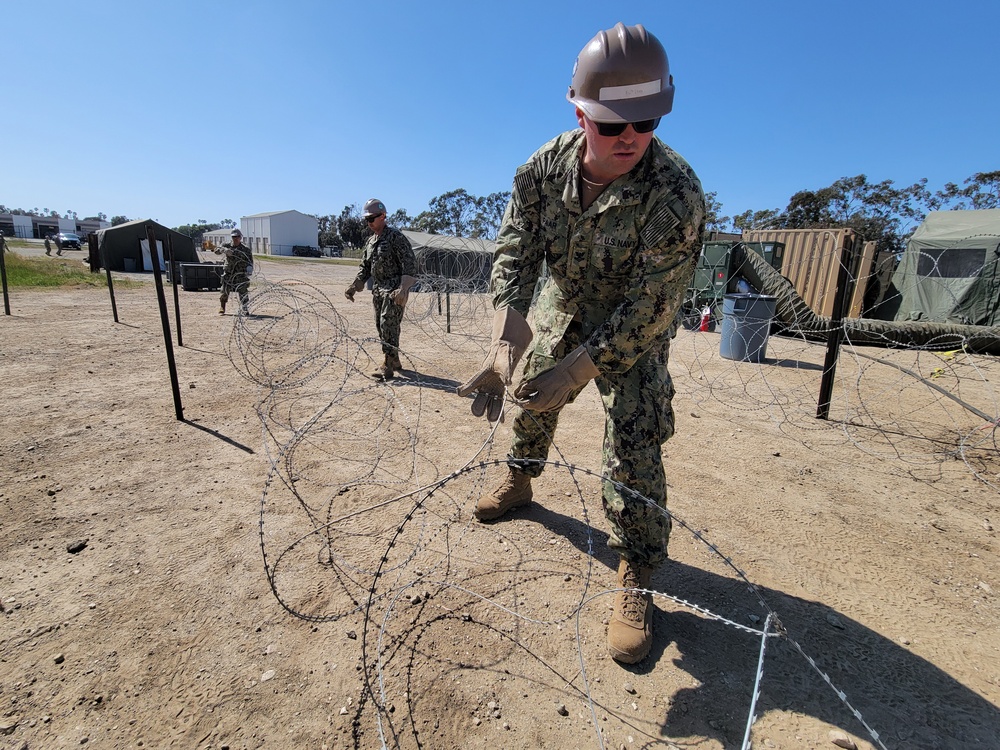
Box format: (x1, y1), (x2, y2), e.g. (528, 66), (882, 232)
(56, 232), (82, 250)
(292, 245), (322, 258)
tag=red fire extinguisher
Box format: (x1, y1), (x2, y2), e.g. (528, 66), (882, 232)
(699, 305), (711, 332)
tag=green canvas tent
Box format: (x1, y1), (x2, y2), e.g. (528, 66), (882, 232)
(401, 230), (494, 292)
(882, 209), (1000, 326)
(96, 219), (198, 272)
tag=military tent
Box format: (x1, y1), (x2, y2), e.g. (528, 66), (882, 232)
(880, 209), (1000, 327)
(96, 219), (198, 272)
(401, 230), (494, 292)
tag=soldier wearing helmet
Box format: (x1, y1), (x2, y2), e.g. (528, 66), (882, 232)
(345, 198), (417, 380)
(214, 228), (253, 315)
(457, 23), (705, 664)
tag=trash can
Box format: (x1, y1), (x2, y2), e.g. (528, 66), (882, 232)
(720, 293), (777, 362)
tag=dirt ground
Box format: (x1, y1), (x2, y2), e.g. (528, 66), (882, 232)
(1, 254), (998, 750)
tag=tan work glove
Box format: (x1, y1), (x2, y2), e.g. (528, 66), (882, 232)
(456, 307), (533, 423)
(514, 345), (599, 412)
(390, 275), (418, 308)
(344, 279), (364, 302)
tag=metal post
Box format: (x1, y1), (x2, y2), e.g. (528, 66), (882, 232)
(101, 238), (119, 323)
(445, 281), (451, 334)
(87, 233), (100, 273)
(0, 236), (10, 315)
(816, 242), (854, 420)
(167, 235), (182, 347)
(146, 225), (184, 421)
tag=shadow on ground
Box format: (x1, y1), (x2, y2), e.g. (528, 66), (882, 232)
(524, 503), (998, 749)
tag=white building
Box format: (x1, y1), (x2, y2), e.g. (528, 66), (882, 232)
(248, 210), (322, 256)
(0, 213), (109, 239)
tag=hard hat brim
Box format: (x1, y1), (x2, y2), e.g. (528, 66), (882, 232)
(568, 86), (674, 123)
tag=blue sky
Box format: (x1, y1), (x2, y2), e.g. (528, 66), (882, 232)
(5, 0), (998, 230)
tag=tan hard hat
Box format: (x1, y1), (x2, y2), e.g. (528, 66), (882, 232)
(363, 198), (387, 217)
(567, 23), (674, 123)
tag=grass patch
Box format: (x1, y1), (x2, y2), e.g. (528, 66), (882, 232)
(0, 249), (139, 289)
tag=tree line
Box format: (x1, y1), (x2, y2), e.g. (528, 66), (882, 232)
(6, 170), (995, 256)
(706, 170), (999, 257)
(171, 170), (1000, 256)
(314, 188), (510, 249)
(0, 206), (106, 222)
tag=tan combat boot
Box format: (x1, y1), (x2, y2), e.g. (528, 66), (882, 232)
(474, 468), (532, 521)
(608, 558), (654, 664)
(372, 360), (395, 381)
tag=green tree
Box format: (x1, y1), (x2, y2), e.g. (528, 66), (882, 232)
(933, 171), (1000, 210)
(421, 189), (478, 237)
(387, 208), (413, 229)
(732, 207), (782, 232)
(173, 220), (222, 242)
(471, 191), (510, 240)
(776, 175), (930, 256)
(408, 188), (511, 239)
(110, 215), (130, 226)
(704, 191), (731, 234)
(311, 214), (341, 247)
(337, 205), (366, 249)
(409, 209), (447, 235)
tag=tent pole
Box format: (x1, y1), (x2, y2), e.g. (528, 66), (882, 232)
(167, 235), (183, 347)
(0, 236), (10, 316)
(146, 224), (184, 421)
(816, 241), (853, 420)
(102, 238), (119, 323)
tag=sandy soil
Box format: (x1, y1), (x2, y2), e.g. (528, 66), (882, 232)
(1, 254), (998, 750)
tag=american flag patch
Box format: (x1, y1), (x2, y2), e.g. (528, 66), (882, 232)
(513, 164), (540, 207)
(641, 203), (681, 248)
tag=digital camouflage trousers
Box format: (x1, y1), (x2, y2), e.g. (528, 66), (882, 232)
(507, 334), (676, 568)
(220, 273), (250, 311)
(372, 290), (404, 362)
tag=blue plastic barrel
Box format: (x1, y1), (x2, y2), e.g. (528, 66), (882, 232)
(719, 293), (777, 362)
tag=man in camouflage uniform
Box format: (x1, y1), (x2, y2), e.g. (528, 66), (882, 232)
(345, 199), (418, 380)
(214, 228), (253, 315)
(458, 23), (705, 664)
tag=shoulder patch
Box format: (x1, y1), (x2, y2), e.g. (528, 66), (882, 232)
(513, 163), (541, 208)
(640, 203), (682, 248)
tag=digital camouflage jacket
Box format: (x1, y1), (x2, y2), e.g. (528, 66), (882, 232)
(492, 130), (706, 375)
(353, 226), (416, 292)
(220, 241), (253, 278)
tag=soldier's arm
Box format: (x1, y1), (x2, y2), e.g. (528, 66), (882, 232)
(394, 232), (416, 277)
(353, 244), (372, 287)
(491, 163), (544, 316)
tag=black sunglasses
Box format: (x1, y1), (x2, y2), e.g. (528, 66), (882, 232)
(594, 117), (661, 137)
(365, 214), (382, 224)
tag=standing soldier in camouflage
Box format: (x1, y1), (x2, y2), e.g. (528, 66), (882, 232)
(457, 23), (705, 664)
(345, 199), (418, 381)
(214, 228), (253, 315)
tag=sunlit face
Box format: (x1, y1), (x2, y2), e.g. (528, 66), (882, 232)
(366, 213), (386, 234)
(575, 108), (655, 183)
